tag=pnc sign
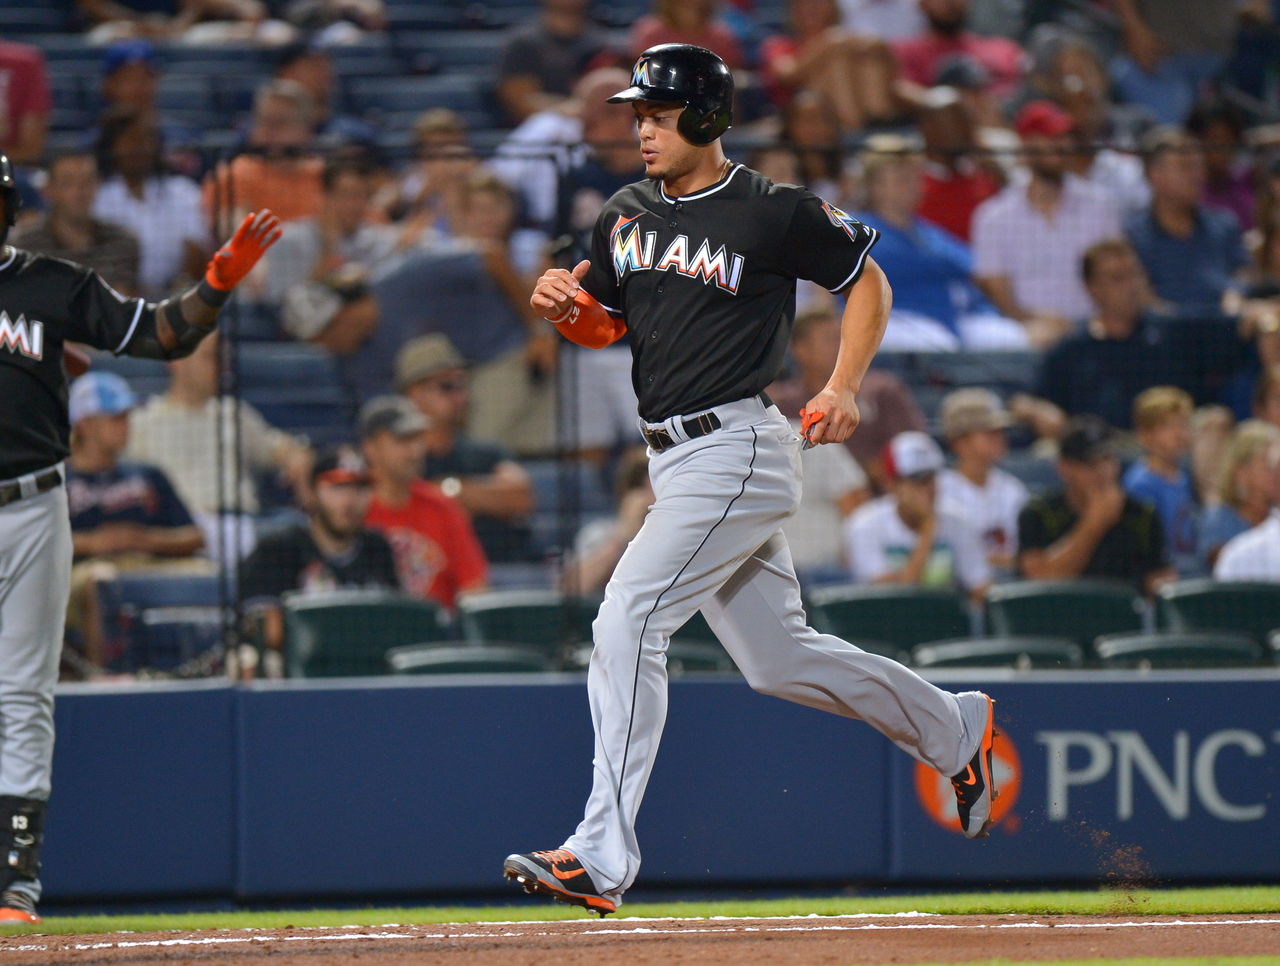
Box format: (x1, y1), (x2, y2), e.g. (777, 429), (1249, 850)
(915, 730), (1023, 835)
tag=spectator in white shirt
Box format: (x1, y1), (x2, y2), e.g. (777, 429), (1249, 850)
(972, 100), (1122, 348)
(845, 431), (991, 599)
(938, 388), (1028, 575)
(1214, 436), (1280, 581)
(92, 106), (212, 299)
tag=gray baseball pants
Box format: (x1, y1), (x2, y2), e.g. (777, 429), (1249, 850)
(561, 397), (988, 903)
(0, 471), (69, 901)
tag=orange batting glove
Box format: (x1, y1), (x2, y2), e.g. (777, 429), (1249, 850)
(799, 407), (825, 450)
(204, 210), (283, 291)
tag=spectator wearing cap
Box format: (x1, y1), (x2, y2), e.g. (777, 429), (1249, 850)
(12, 151), (141, 296)
(971, 100), (1122, 349)
(892, 0), (1024, 101)
(360, 396), (489, 610)
(768, 306), (927, 490)
(855, 137), (1027, 351)
(915, 87), (1001, 243)
(94, 40), (203, 176)
(938, 389), (1027, 575)
(65, 372), (205, 668)
(0, 35), (50, 165)
(1017, 416), (1174, 594)
(396, 335), (536, 563)
(844, 431), (991, 599)
(1124, 127), (1248, 317)
(237, 444), (400, 672)
(259, 154), (397, 352)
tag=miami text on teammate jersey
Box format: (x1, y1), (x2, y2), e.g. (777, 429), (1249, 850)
(0, 312), (44, 361)
(610, 212), (745, 294)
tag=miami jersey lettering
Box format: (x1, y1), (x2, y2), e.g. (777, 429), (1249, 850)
(609, 213), (745, 294)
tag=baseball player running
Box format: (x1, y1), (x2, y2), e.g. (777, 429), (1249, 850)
(0, 151), (279, 922)
(503, 45), (997, 916)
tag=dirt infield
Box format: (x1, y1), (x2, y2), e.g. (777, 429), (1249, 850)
(2, 913), (1278, 965)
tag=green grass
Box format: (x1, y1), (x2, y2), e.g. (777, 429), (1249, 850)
(0, 884), (1275, 938)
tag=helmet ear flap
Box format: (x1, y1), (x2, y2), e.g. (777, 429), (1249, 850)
(677, 105), (731, 146)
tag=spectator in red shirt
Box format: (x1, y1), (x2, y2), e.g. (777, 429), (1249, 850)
(893, 0), (1024, 101)
(628, 0), (745, 69)
(360, 396), (489, 610)
(0, 38), (50, 164)
(915, 87), (1001, 242)
(758, 0), (897, 131)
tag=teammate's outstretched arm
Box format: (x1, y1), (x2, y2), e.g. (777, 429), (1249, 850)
(129, 210), (283, 360)
(530, 259), (627, 350)
(803, 256), (892, 446)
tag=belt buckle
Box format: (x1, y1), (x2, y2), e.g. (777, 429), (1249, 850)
(642, 426), (675, 452)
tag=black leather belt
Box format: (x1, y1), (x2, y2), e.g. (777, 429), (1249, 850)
(641, 411), (722, 453)
(640, 392), (774, 453)
(0, 469), (62, 508)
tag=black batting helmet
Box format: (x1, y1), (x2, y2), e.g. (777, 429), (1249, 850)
(0, 152), (18, 242)
(607, 44), (733, 146)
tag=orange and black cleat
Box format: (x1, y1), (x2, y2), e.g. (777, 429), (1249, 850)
(951, 694), (998, 839)
(0, 891), (39, 924)
(503, 849), (618, 917)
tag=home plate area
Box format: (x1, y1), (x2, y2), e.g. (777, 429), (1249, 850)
(1, 913), (1277, 964)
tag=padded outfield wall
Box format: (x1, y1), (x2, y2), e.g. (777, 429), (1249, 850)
(42, 671), (1280, 902)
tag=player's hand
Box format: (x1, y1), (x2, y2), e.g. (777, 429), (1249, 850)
(531, 259), (589, 322)
(205, 210), (283, 291)
(800, 386), (860, 445)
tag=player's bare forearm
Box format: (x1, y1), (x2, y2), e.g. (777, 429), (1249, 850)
(804, 258), (891, 445)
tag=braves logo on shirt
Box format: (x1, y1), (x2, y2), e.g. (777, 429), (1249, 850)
(609, 212), (745, 294)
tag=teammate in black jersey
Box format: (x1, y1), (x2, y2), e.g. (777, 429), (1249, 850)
(0, 151), (280, 922)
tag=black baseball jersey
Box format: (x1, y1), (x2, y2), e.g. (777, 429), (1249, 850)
(0, 247), (148, 480)
(581, 164), (879, 423)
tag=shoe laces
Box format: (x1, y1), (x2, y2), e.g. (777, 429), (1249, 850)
(533, 848), (577, 867)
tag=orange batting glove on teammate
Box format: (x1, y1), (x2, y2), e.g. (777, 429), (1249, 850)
(204, 210), (283, 292)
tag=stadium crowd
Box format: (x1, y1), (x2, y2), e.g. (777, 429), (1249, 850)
(6, 0), (1280, 677)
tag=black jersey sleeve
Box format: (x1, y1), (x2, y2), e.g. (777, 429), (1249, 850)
(775, 190), (880, 293)
(61, 263), (148, 355)
(580, 211), (624, 316)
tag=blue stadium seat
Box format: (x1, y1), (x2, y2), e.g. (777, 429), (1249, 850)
(394, 30), (507, 73)
(155, 74), (216, 114)
(1000, 450), (1059, 496)
(525, 460), (613, 516)
(246, 390), (355, 445)
(233, 343), (342, 391)
(344, 75), (492, 127)
(385, 1), (468, 30)
(84, 352), (170, 399)
(96, 572), (223, 673)
(0, 9), (75, 33)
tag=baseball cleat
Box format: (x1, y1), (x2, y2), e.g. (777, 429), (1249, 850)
(0, 891), (39, 924)
(503, 849), (617, 917)
(950, 694), (998, 839)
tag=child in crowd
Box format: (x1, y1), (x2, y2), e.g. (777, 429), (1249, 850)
(1122, 387), (1200, 575)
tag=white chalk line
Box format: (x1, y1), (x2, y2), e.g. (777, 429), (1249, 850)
(1, 915), (1278, 953)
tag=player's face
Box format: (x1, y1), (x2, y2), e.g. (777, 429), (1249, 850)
(634, 102), (701, 182)
(313, 480), (372, 539)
